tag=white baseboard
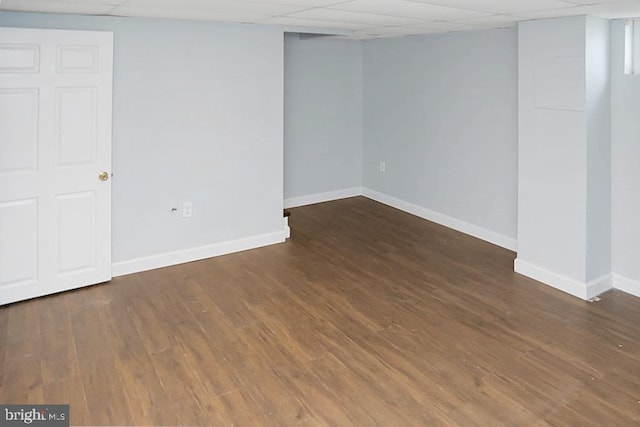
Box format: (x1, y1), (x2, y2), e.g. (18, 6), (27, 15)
(112, 187), (518, 279)
(284, 187), (362, 209)
(588, 274), (614, 298)
(612, 274), (640, 298)
(112, 230), (287, 277)
(362, 188), (517, 251)
(284, 187), (516, 251)
(514, 258), (613, 300)
(284, 216), (290, 239)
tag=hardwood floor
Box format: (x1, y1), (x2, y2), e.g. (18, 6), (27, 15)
(1, 196), (640, 426)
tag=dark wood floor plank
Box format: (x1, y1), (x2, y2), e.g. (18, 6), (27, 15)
(42, 375), (90, 426)
(68, 289), (136, 425)
(2, 196), (640, 425)
(3, 301), (44, 404)
(38, 296), (80, 385)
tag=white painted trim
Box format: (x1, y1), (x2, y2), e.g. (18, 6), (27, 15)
(112, 230), (287, 277)
(284, 187), (517, 251)
(284, 216), (290, 239)
(587, 274), (615, 299)
(284, 187), (362, 209)
(613, 274), (640, 298)
(113, 185), (520, 279)
(362, 188), (517, 251)
(514, 258), (613, 300)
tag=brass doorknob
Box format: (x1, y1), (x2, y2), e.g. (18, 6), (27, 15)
(98, 171), (109, 181)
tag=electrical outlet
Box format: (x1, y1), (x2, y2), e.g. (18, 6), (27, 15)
(379, 161), (386, 173)
(182, 202), (192, 218)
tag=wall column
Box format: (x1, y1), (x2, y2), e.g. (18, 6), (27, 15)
(516, 16), (611, 299)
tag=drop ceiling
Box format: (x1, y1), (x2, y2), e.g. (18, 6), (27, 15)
(0, 0), (639, 38)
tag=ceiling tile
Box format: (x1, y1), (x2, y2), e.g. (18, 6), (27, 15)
(285, 8), (428, 26)
(328, 0), (489, 20)
(448, 13), (519, 27)
(561, 0), (621, 4)
(111, 5), (271, 22)
(352, 21), (478, 38)
(257, 15), (373, 30)
(405, 20), (477, 31)
(571, 0), (640, 18)
(0, 0), (118, 14)
(408, 0), (581, 14)
(514, 0), (640, 19)
(236, 0), (353, 6)
(351, 26), (426, 38)
(120, 0), (308, 16)
(373, 27), (427, 35)
(3, 0), (640, 38)
(511, 6), (591, 19)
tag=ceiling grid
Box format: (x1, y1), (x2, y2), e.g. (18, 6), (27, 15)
(1, 0), (639, 38)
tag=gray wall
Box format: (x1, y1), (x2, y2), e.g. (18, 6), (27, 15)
(611, 20), (640, 286)
(517, 16), (588, 282)
(284, 33), (362, 202)
(0, 12), (285, 267)
(516, 16), (612, 299)
(6, 11), (636, 295)
(362, 29), (518, 243)
(585, 17), (611, 281)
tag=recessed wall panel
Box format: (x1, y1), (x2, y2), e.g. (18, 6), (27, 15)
(0, 89), (39, 174)
(534, 56), (585, 112)
(56, 192), (95, 274)
(0, 44), (39, 72)
(56, 88), (97, 166)
(0, 199), (38, 287)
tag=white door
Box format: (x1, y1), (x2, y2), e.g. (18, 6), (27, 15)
(0, 27), (113, 305)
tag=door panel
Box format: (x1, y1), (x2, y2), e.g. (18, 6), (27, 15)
(57, 87), (96, 166)
(0, 199), (38, 287)
(57, 45), (98, 73)
(57, 191), (96, 274)
(0, 27), (113, 305)
(0, 43), (39, 72)
(0, 88), (39, 172)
